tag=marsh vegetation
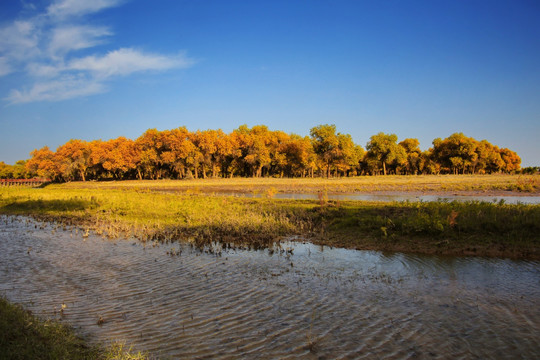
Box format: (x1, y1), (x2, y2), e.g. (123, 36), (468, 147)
(1, 176), (539, 259)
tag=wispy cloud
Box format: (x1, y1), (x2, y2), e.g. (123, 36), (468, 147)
(47, 0), (124, 18)
(49, 25), (112, 57)
(1, 0), (195, 104)
(0, 57), (12, 77)
(0, 20), (40, 61)
(6, 75), (106, 104)
(26, 62), (63, 78)
(69, 48), (194, 78)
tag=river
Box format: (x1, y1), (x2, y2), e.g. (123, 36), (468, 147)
(1, 215), (539, 359)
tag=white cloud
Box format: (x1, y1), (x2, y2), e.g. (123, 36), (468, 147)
(26, 62), (64, 77)
(0, 20), (40, 61)
(26, 48), (195, 79)
(47, 0), (124, 18)
(21, 1), (37, 11)
(0, 57), (12, 76)
(1, 0), (195, 104)
(68, 48), (195, 78)
(49, 25), (112, 56)
(5, 75), (106, 104)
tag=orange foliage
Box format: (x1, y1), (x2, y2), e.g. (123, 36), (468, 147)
(22, 126), (522, 181)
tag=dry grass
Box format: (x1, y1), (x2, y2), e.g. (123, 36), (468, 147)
(55, 174), (540, 194)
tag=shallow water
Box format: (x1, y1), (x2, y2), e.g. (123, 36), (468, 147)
(1, 215), (539, 359)
(236, 192), (540, 204)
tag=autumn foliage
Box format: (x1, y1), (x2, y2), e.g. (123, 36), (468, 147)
(5, 125), (522, 181)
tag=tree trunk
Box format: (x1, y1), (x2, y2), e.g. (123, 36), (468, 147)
(382, 162), (387, 176)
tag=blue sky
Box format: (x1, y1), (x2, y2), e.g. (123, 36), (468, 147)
(1, 0), (539, 166)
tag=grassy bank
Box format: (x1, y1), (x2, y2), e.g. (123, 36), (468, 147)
(0, 182), (539, 259)
(0, 296), (147, 360)
(54, 174), (540, 194)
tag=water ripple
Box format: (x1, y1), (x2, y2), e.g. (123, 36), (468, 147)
(0, 215), (539, 359)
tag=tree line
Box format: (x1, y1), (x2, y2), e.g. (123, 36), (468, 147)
(1, 124), (522, 181)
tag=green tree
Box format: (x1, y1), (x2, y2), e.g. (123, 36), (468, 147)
(366, 132), (406, 175)
(0, 162), (10, 179)
(420, 150), (439, 174)
(474, 140), (504, 173)
(267, 130), (290, 178)
(0, 161), (29, 179)
(310, 124), (340, 177)
(431, 133), (478, 174)
(399, 138), (422, 175)
(335, 133), (362, 176)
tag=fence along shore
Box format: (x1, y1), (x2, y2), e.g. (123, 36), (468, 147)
(0, 179), (49, 187)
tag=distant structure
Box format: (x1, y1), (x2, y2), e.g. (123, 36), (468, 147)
(0, 179), (50, 187)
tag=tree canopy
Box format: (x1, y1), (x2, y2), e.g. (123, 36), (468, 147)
(0, 125), (523, 181)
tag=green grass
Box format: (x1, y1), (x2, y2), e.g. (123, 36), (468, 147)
(0, 182), (539, 259)
(316, 200), (540, 258)
(0, 296), (147, 360)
